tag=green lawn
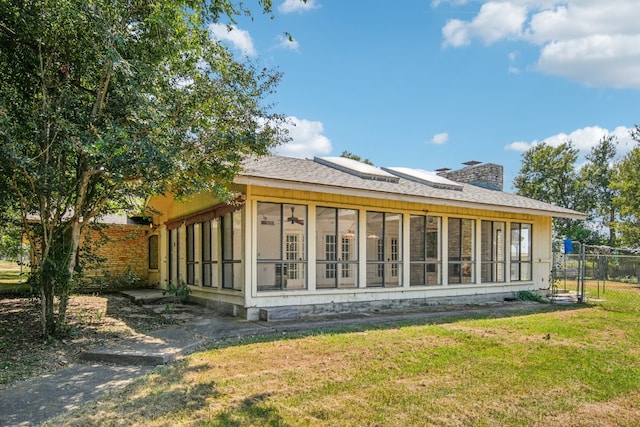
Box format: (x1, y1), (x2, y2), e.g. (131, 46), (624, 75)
(0, 260), (29, 294)
(47, 288), (640, 427)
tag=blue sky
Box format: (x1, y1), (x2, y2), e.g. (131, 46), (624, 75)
(210, 0), (640, 190)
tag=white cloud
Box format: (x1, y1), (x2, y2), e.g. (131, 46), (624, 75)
(438, 1), (640, 89)
(273, 116), (332, 158)
(276, 34), (300, 52)
(535, 35), (640, 88)
(429, 132), (449, 145)
(431, 0), (469, 6)
(505, 141), (532, 152)
(278, 0), (319, 14)
(442, 2), (527, 47)
(505, 125), (636, 158)
(209, 23), (256, 57)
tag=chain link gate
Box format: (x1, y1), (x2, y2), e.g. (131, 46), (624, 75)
(551, 239), (585, 303)
(551, 241), (640, 311)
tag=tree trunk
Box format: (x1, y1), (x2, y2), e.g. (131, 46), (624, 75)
(609, 209), (616, 247)
(37, 222), (82, 338)
(40, 277), (55, 338)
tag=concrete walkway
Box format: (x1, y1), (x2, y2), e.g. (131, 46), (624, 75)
(0, 294), (562, 427)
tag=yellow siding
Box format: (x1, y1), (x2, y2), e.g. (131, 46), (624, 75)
(147, 184), (246, 225)
(248, 185), (542, 223)
(149, 183), (548, 230)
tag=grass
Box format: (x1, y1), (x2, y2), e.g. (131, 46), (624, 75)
(0, 260), (31, 296)
(47, 284), (640, 427)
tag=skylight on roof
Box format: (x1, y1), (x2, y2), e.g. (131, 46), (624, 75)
(382, 167), (463, 191)
(314, 156), (400, 183)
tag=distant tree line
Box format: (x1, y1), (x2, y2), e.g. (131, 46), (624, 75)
(514, 125), (640, 248)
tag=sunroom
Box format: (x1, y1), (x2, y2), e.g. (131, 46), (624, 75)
(146, 155), (584, 319)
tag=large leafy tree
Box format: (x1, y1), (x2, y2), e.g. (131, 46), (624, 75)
(580, 135), (619, 246)
(0, 0), (288, 337)
(612, 131), (640, 246)
(513, 141), (592, 240)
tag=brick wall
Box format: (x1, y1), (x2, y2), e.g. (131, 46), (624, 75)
(79, 224), (150, 287)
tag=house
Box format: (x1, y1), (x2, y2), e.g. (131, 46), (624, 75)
(144, 155), (585, 320)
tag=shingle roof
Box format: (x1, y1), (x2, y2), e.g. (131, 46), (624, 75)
(236, 155), (585, 219)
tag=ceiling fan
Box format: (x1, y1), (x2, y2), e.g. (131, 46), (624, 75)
(287, 207), (304, 225)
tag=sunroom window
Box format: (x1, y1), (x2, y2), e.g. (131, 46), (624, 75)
(201, 219), (219, 288)
(221, 211), (242, 290)
(316, 207), (358, 289)
(410, 215), (442, 286)
(481, 221), (506, 283)
(448, 218), (475, 284)
(510, 223), (532, 281)
(257, 202), (307, 291)
(366, 211), (402, 287)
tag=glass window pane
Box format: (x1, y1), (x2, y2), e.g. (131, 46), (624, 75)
(232, 211), (242, 259)
(222, 213), (233, 261)
(258, 203), (307, 291)
(411, 264), (425, 285)
(338, 264), (357, 288)
(386, 214), (401, 258)
(186, 224), (195, 285)
(511, 223), (520, 260)
(521, 262), (532, 281)
(257, 202), (281, 260)
(510, 263), (519, 281)
(258, 262), (280, 290)
(366, 263), (383, 287)
(521, 224), (531, 261)
(366, 212), (383, 261)
(448, 218), (461, 261)
(426, 217), (440, 260)
(316, 207), (334, 261)
(338, 209), (357, 248)
(410, 215), (426, 261)
(283, 204), (306, 260)
(202, 220), (211, 262)
(148, 235), (159, 270)
(461, 219), (474, 262)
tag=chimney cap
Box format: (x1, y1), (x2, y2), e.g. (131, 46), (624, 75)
(435, 167), (451, 172)
(462, 160), (482, 166)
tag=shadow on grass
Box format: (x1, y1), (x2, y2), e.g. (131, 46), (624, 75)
(44, 300), (592, 425)
(202, 301), (588, 352)
(213, 393), (286, 427)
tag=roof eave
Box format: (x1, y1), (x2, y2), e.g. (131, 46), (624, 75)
(234, 175), (586, 220)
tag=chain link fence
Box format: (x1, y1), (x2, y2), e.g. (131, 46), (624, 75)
(551, 241), (640, 312)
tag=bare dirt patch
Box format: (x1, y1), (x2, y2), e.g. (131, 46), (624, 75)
(0, 294), (171, 389)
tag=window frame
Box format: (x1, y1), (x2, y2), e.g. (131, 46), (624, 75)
(447, 217), (475, 284)
(148, 235), (159, 270)
(409, 215), (442, 286)
(366, 211), (402, 288)
(480, 220), (506, 283)
(510, 222), (532, 281)
(186, 223), (196, 285)
(221, 211), (243, 290)
(201, 219), (218, 288)
(257, 202), (308, 291)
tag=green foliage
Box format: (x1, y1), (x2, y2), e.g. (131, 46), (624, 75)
(0, 210), (28, 262)
(580, 136), (619, 246)
(513, 290), (546, 303)
(163, 281), (192, 301)
(612, 145), (640, 246)
(340, 150), (374, 165)
(0, 0), (288, 337)
(162, 281), (192, 312)
(514, 140), (594, 241)
(97, 265), (140, 292)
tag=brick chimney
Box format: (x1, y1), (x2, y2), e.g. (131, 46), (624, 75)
(437, 161), (503, 191)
